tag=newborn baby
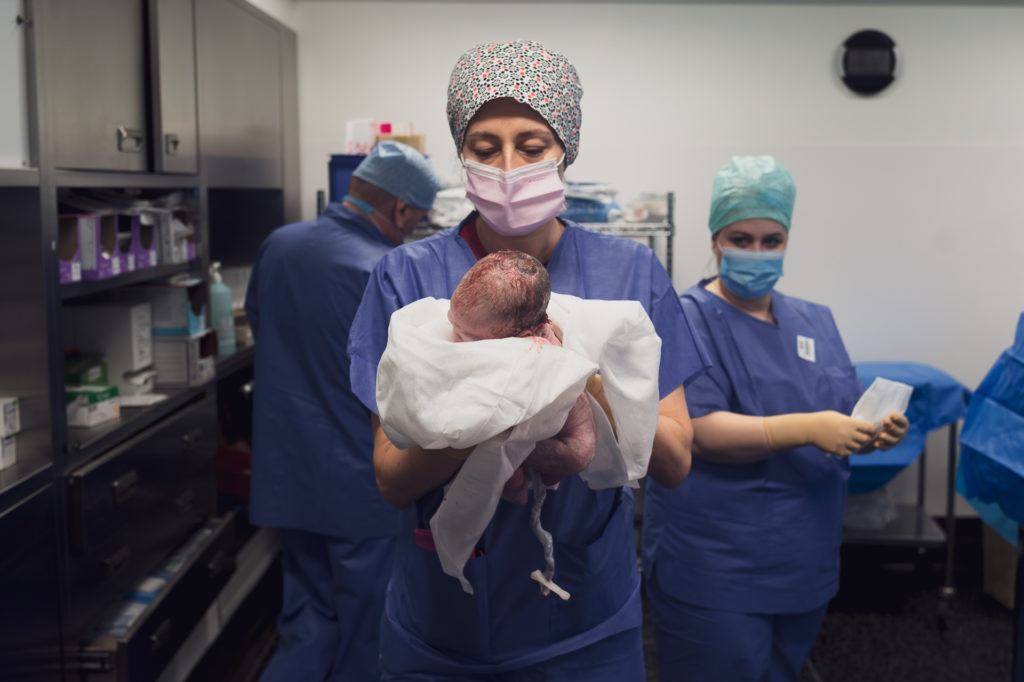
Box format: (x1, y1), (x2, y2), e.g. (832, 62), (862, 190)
(448, 250), (597, 503)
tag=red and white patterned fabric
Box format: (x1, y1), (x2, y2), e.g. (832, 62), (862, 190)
(446, 40), (584, 166)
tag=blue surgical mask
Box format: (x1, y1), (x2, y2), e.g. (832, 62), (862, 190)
(718, 247), (785, 299)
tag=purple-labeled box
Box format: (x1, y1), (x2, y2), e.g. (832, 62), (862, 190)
(58, 215), (84, 284)
(115, 212), (137, 273)
(73, 213), (122, 281)
(132, 212), (159, 270)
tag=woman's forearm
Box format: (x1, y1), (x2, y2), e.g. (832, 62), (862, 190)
(371, 415), (469, 508)
(646, 386), (693, 488)
(691, 411), (773, 463)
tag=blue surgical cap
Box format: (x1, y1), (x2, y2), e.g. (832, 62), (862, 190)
(708, 156), (796, 235)
(352, 141), (441, 210)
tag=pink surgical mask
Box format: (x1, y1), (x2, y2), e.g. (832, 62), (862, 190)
(463, 155), (566, 237)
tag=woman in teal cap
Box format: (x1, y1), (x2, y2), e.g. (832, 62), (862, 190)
(640, 156), (910, 681)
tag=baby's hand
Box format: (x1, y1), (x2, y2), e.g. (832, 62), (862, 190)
(500, 466), (530, 505)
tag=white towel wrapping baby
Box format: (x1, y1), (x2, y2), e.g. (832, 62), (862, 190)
(376, 293), (662, 594)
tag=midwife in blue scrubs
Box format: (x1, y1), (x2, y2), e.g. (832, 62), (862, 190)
(347, 40), (709, 680)
(245, 141), (440, 681)
(641, 156), (910, 682)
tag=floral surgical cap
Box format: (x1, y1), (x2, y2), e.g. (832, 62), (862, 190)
(446, 40), (584, 166)
(708, 156), (797, 235)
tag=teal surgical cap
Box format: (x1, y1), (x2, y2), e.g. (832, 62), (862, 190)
(708, 155), (796, 235)
(352, 141), (441, 210)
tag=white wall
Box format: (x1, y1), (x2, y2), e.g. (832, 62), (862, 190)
(288, 1), (1024, 516)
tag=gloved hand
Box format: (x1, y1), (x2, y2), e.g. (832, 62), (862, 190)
(763, 411), (876, 457)
(873, 413), (909, 450)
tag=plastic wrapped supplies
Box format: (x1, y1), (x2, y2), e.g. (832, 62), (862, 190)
(376, 293), (662, 594)
(957, 312), (1024, 544)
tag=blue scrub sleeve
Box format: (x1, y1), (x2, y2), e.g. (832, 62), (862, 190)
(649, 273), (711, 398)
(348, 260), (405, 415)
(244, 241), (264, 339)
(678, 295), (733, 417)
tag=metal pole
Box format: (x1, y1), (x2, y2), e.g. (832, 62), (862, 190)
(1014, 524), (1024, 682)
(316, 189), (326, 216)
(941, 422), (958, 599)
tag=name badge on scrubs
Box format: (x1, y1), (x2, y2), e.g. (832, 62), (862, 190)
(797, 335), (816, 362)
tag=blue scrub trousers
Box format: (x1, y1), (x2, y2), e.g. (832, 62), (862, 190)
(259, 529), (396, 682)
(381, 625), (645, 682)
(648, 588), (828, 682)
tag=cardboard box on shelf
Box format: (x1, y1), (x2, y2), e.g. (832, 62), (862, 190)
(113, 213), (137, 273)
(140, 276), (208, 338)
(153, 330), (216, 388)
(0, 435), (15, 470)
(153, 207), (200, 265)
(60, 213), (122, 281)
(0, 397), (20, 438)
(64, 302), (153, 397)
(132, 211), (159, 270)
(57, 215), (83, 284)
(66, 385), (121, 428)
(64, 355), (108, 388)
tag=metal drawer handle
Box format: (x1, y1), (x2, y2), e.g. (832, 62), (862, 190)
(150, 619), (172, 656)
(165, 133), (180, 156)
(206, 551), (234, 581)
(104, 546), (131, 578)
(175, 489), (196, 512)
(111, 470), (139, 505)
(117, 126), (144, 153)
(182, 428), (202, 446)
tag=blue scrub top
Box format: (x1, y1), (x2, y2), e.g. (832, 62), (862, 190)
(245, 203), (399, 540)
(348, 214), (709, 673)
(642, 280), (862, 614)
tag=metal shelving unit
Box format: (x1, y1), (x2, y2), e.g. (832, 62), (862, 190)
(413, 191), (676, 273)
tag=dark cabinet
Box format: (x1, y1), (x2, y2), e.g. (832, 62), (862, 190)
(41, 0), (150, 172)
(0, 486), (62, 681)
(0, 1), (296, 678)
(196, 0), (285, 187)
(39, 0), (198, 174)
(149, 0), (199, 174)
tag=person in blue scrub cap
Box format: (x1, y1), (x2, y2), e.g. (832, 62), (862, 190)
(245, 140), (439, 682)
(346, 40), (710, 681)
(640, 155), (910, 682)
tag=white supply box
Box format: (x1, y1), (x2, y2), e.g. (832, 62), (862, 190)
(0, 434), (15, 470)
(1, 396), (20, 437)
(66, 385), (121, 428)
(153, 330), (216, 388)
(64, 302), (153, 396)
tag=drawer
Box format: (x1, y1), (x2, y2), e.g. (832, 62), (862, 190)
(66, 395), (216, 639)
(69, 394), (216, 555)
(0, 486), (62, 681)
(80, 513), (237, 681)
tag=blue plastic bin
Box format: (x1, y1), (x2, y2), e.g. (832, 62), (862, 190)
(328, 154), (365, 204)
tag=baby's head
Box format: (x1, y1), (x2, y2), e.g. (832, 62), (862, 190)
(449, 250), (551, 342)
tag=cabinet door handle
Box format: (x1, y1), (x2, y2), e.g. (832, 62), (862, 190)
(111, 470), (139, 505)
(104, 546), (131, 579)
(150, 619), (172, 656)
(240, 381), (254, 398)
(164, 133), (180, 156)
(117, 126), (144, 153)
